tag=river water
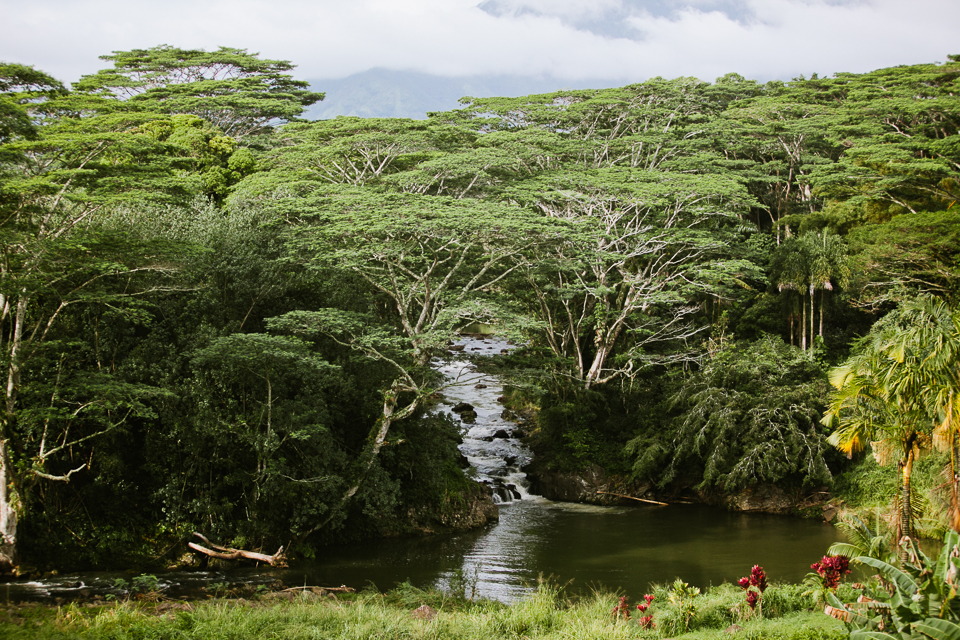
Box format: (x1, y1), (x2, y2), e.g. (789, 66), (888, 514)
(286, 336), (841, 601)
(1, 336), (842, 603)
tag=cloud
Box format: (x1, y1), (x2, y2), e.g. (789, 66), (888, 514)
(1, 0), (957, 86)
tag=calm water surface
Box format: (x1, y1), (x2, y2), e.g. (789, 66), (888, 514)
(285, 498), (841, 602)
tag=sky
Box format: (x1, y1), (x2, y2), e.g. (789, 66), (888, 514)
(2, 0), (958, 86)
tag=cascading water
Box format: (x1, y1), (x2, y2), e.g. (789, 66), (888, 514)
(435, 335), (534, 505)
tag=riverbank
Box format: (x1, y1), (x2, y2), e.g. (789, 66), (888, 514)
(1, 580), (848, 640)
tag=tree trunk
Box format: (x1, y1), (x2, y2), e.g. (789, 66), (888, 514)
(899, 451), (915, 560)
(0, 297), (28, 573)
(0, 436), (17, 572)
(952, 429), (960, 533)
(810, 284), (815, 350)
(801, 293), (807, 351)
(188, 532), (286, 567)
(819, 290), (825, 338)
(584, 339), (614, 389)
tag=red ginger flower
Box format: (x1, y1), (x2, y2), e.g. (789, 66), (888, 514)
(811, 555), (850, 589)
(749, 565), (768, 592)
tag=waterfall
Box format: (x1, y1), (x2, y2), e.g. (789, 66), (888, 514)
(435, 336), (535, 505)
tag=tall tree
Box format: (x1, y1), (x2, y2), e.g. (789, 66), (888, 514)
(74, 46), (324, 140)
(277, 187), (550, 365)
(0, 81), (191, 570)
(509, 168), (756, 387)
(824, 296), (960, 542)
(812, 56), (960, 221)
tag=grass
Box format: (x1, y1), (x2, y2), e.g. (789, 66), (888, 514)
(0, 579), (849, 640)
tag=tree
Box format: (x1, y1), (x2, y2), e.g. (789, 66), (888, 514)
(185, 333), (339, 539)
(74, 46), (324, 140)
(824, 296), (960, 543)
(277, 187), (551, 365)
(0, 63), (66, 146)
(845, 210), (960, 310)
(0, 80), (194, 570)
(771, 230), (849, 350)
(507, 168), (756, 387)
(713, 88), (844, 241)
(628, 337), (833, 493)
(811, 57), (960, 221)
(263, 309), (433, 539)
(269, 117), (443, 187)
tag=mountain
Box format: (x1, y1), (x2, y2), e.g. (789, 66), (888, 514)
(303, 68), (625, 120)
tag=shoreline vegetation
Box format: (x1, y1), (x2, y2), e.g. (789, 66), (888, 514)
(1, 579), (849, 640)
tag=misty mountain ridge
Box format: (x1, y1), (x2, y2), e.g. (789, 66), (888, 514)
(303, 68), (628, 120)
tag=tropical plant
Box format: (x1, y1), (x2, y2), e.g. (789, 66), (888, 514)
(827, 513), (895, 565)
(824, 532), (960, 639)
(824, 296), (960, 544)
(667, 578), (701, 631)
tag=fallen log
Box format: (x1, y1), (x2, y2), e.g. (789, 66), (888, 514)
(189, 532), (287, 567)
(596, 491), (668, 506)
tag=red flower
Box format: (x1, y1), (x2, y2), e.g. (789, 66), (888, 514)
(638, 614), (655, 629)
(738, 565), (767, 610)
(612, 596), (630, 619)
(811, 555), (851, 589)
(644, 594), (655, 604)
(749, 565), (768, 592)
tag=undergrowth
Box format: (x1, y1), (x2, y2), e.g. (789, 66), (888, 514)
(831, 450), (951, 539)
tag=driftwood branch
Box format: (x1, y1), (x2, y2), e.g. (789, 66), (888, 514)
(596, 491), (669, 506)
(282, 585), (356, 593)
(189, 532), (287, 567)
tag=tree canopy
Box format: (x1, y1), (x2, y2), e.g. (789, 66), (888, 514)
(3, 48), (960, 573)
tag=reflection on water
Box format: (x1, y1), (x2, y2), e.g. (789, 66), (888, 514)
(0, 500), (842, 604)
(289, 498), (841, 602)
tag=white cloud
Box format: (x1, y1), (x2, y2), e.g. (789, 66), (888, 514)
(0, 0), (957, 86)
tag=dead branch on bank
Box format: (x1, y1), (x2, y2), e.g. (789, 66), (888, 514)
(596, 491), (669, 506)
(188, 532), (287, 567)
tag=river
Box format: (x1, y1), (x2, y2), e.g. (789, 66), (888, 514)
(1, 336), (842, 604)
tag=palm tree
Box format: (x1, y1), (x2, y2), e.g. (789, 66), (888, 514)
(772, 235), (811, 349)
(824, 296), (960, 544)
(804, 230), (849, 340)
(772, 230), (849, 351)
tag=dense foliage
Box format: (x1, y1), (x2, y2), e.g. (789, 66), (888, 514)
(2, 46), (960, 572)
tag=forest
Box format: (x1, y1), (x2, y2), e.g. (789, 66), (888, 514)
(1, 45), (959, 578)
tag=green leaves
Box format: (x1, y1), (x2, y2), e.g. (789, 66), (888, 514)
(628, 337), (832, 491)
(74, 46), (324, 140)
(830, 532), (960, 638)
